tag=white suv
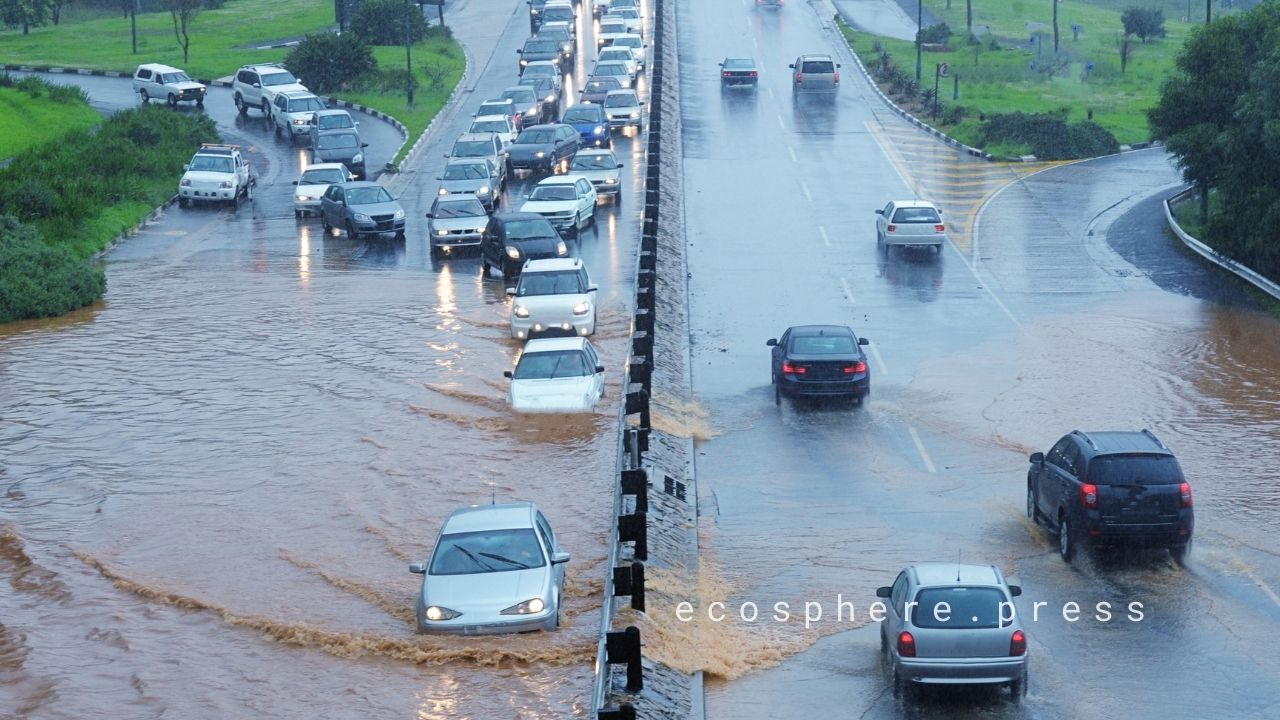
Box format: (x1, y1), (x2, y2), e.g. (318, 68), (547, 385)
(132, 63), (206, 107)
(232, 63), (307, 118)
(272, 91), (326, 142)
(507, 258), (598, 339)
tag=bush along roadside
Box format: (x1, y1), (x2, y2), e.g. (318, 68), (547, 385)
(0, 216), (105, 324)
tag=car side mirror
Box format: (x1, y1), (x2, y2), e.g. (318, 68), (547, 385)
(506, 288), (516, 295)
(443, 153), (450, 159)
(436, 176), (443, 180)
(595, 364), (605, 373)
(183, 164), (190, 171)
(425, 212), (434, 218)
(616, 163), (624, 169)
(409, 562), (427, 574)
(838, 63), (843, 68)
(1030, 452), (1045, 464)
(291, 180), (298, 185)
(718, 62), (724, 67)
(936, 209), (943, 216)
(253, 82), (261, 88)
(504, 370), (514, 378)
(766, 338), (778, 347)
(788, 64), (795, 69)
(874, 209), (883, 215)
(588, 283), (598, 291)
(362, 142), (369, 148)
(875, 586), (892, 598)
(858, 337), (870, 346)
(1008, 585), (1022, 597)
(552, 551), (571, 564)
(517, 49), (523, 53)
(639, 101), (645, 105)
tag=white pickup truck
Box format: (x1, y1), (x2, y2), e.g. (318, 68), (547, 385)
(177, 144), (255, 208)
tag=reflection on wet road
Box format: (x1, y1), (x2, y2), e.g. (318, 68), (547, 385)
(0, 0), (652, 717)
(680, 0), (1280, 718)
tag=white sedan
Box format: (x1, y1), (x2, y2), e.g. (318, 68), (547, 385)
(875, 199), (948, 253)
(504, 337), (605, 413)
(603, 89), (644, 130)
(468, 114), (518, 149)
(520, 175), (598, 235)
(507, 258), (598, 339)
(292, 163), (353, 217)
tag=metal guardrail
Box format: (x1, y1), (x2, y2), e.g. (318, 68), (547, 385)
(1164, 187), (1280, 302)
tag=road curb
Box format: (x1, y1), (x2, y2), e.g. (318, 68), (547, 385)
(91, 194), (180, 262)
(386, 42), (474, 175)
(1163, 187), (1280, 302)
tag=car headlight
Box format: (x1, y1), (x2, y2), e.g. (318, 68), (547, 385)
(593, 126), (605, 135)
(556, 240), (568, 256)
(180, 179), (192, 186)
(520, 59), (529, 66)
(513, 305), (530, 318)
(352, 153), (363, 163)
(220, 180), (233, 189)
(477, 186), (490, 195)
(435, 228), (448, 236)
(296, 194), (308, 202)
(572, 301), (590, 315)
(500, 597), (546, 615)
(292, 118), (305, 125)
(546, 94), (556, 103)
(476, 225), (488, 233)
(505, 245), (521, 259)
(530, 7), (539, 13)
(393, 209), (405, 219)
(439, 187), (449, 195)
(551, 57), (560, 65)
(354, 213), (372, 222)
(424, 606), (462, 621)
(629, 111), (640, 119)
(534, 151), (546, 158)
(605, 177), (618, 184)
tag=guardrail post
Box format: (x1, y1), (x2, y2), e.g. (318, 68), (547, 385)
(618, 511), (648, 561)
(605, 626), (644, 692)
(621, 467), (648, 513)
(612, 561), (646, 612)
(597, 703), (636, 720)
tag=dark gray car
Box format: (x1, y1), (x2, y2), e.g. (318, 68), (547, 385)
(501, 86), (548, 126)
(518, 37), (564, 74)
(506, 123), (580, 174)
(581, 76), (622, 104)
(312, 130), (369, 179)
(427, 195), (490, 256)
(319, 181), (406, 240)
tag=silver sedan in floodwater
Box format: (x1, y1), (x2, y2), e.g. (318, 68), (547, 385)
(410, 502), (569, 635)
(877, 562), (1029, 702)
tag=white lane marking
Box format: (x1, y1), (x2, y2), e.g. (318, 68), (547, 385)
(800, 181), (812, 201)
(766, 86), (775, 99)
(839, 276), (855, 306)
(788, 146), (798, 163)
(776, 114), (786, 130)
(819, 225), (831, 247)
(868, 341), (889, 376)
(745, 16), (751, 27)
(1239, 557), (1280, 610)
(753, 35), (759, 49)
(909, 426), (937, 474)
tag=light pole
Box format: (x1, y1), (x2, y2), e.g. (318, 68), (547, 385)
(130, 0), (139, 54)
(404, 0), (414, 107)
(915, 0), (923, 82)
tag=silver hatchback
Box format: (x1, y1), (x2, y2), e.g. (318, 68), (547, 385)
(790, 53), (841, 92)
(877, 563), (1028, 701)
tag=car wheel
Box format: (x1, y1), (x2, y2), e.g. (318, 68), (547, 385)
(322, 216), (332, 234)
(892, 667), (910, 701)
(262, 100), (271, 118)
(235, 94), (247, 115)
(139, 89), (149, 103)
(346, 221), (359, 240)
(294, 209), (301, 219)
(1010, 668), (1028, 702)
(1058, 513), (1075, 563)
(177, 196), (188, 209)
(482, 256), (492, 276)
(774, 384), (782, 406)
(1027, 486), (1038, 525)
(275, 122), (283, 138)
(196, 98), (204, 108)
(1170, 540), (1191, 565)
(394, 229), (406, 242)
(167, 93), (177, 107)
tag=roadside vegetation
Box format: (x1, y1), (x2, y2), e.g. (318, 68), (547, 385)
(837, 0), (1220, 158)
(0, 75), (217, 323)
(0, 74), (101, 159)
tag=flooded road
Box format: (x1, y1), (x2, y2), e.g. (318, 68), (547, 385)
(677, 0), (1280, 717)
(0, 0), (651, 717)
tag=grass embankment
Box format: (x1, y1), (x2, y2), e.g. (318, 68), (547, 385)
(0, 0), (465, 163)
(0, 82), (102, 160)
(839, 0), (1197, 155)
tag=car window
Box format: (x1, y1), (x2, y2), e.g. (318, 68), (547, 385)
(801, 60), (836, 73)
(503, 88), (537, 103)
(790, 335), (855, 354)
(299, 168), (347, 185)
(188, 155), (233, 173)
(1087, 454), (1183, 487)
(577, 180), (591, 194)
(517, 128), (556, 144)
(345, 186), (393, 205)
(572, 153), (617, 170)
(1046, 438), (1073, 471)
(471, 119), (510, 134)
(525, 40), (558, 53)
(517, 270), (586, 296)
(433, 198), (486, 218)
(892, 206), (941, 223)
(514, 350), (591, 379)
(317, 133), (359, 150)
(288, 96), (325, 112)
(723, 58), (753, 69)
(317, 113), (354, 130)
(889, 572), (908, 616)
(526, 65), (557, 78)
(444, 162), (489, 180)
(912, 587), (1008, 629)
(137, 68), (152, 80)
(428, 528), (546, 575)
(452, 140), (495, 157)
(261, 70), (300, 87)
(504, 218), (558, 238)
(530, 185), (578, 201)
(237, 70), (254, 84)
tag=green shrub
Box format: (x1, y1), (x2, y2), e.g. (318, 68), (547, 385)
(0, 216), (105, 323)
(350, 0), (429, 46)
(978, 111), (1119, 159)
(285, 32), (378, 94)
(916, 22), (952, 47)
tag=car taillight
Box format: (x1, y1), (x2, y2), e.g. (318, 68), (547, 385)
(749, 71), (757, 77)
(886, 224), (896, 232)
(782, 361), (805, 375)
(934, 224), (945, 232)
(897, 631), (916, 657)
(1180, 482), (1193, 507)
(1079, 483), (1099, 509)
(833, 71), (840, 83)
(1010, 630), (1027, 656)
(844, 361), (867, 374)
(795, 72), (803, 83)
(722, 71), (731, 78)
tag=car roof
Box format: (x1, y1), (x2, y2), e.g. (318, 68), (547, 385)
(336, 181), (380, 189)
(798, 53), (835, 61)
(454, 133), (497, 144)
(536, 174), (584, 186)
(480, 97), (515, 106)
(313, 108), (351, 117)
(244, 63), (291, 74)
(503, 85), (536, 94)
(788, 324), (854, 337)
(523, 258), (584, 273)
(472, 114), (510, 123)
(302, 163), (347, 172)
(910, 562), (1004, 588)
(280, 91), (317, 100)
(523, 336), (590, 353)
(447, 156), (489, 166)
(138, 63), (183, 73)
(1071, 430), (1172, 456)
(576, 148), (616, 158)
(442, 502), (537, 533)
(605, 89), (637, 98)
(889, 199), (939, 209)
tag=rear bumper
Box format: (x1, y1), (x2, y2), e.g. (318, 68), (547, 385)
(721, 76), (758, 86)
(591, 180), (621, 195)
(898, 656), (1027, 685)
(1082, 517), (1193, 548)
(884, 234), (946, 247)
(778, 375), (869, 398)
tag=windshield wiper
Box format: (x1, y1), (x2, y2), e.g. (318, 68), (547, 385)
(479, 552), (530, 569)
(453, 544), (495, 571)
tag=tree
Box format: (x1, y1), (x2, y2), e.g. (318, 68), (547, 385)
(966, 0), (972, 33)
(350, 0), (428, 46)
(163, 0), (201, 64)
(1119, 32), (1133, 73)
(1121, 7), (1167, 42)
(48, 0), (70, 24)
(0, 0), (52, 34)
(1052, 0), (1059, 52)
(284, 32), (377, 93)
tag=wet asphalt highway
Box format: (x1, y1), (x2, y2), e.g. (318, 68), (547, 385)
(0, 1), (650, 717)
(680, 1), (1280, 718)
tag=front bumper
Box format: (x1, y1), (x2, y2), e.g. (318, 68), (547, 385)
(417, 608), (557, 635)
(607, 115), (641, 129)
(778, 375), (869, 398)
(430, 230), (483, 249)
(508, 154), (554, 171)
(351, 217), (407, 237)
(591, 180), (622, 195)
(898, 656), (1027, 685)
(294, 197), (322, 213)
(180, 186), (236, 201)
(511, 311), (595, 339)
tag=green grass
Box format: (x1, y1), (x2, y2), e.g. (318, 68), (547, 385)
(840, 0), (1201, 148)
(350, 40), (467, 165)
(0, 86), (101, 159)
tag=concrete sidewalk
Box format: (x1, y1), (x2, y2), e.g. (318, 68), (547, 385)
(834, 0), (937, 42)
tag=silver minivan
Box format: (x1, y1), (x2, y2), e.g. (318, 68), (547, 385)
(790, 54), (841, 92)
(877, 563), (1029, 702)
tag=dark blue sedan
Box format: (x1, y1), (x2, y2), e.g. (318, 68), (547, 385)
(767, 325), (871, 406)
(561, 104), (612, 149)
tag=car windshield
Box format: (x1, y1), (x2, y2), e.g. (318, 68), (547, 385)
(525, 40), (557, 53)
(299, 168), (346, 185)
(520, 78), (553, 93)
(604, 93), (636, 107)
(543, 7), (573, 20)
(479, 102), (512, 115)
(600, 22), (626, 34)
(600, 50), (630, 62)
(188, 155), (233, 173)
(596, 63), (626, 76)
(161, 72), (191, 83)
(587, 79), (621, 92)
(317, 113), (353, 130)
(471, 119), (509, 134)
(723, 58), (754, 69)
(317, 133), (359, 150)
(515, 350), (591, 379)
(261, 70), (299, 86)
(791, 334), (856, 354)
(1088, 454), (1184, 486)
(444, 162), (489, 180)
(518, 271), (586, 296)
(610, 8), (638, 17)
(525, 65), (557, 78)
(452, 140), (493, 157)
(516, 129), (556, 144)
(892, 206), (941, 223)
(429, 528), (545, 575)
(912, 587), (1008, 630)
(572, 153), (617, 170)
(801, 60), (836, 73)
(434, 198), (486, 218)
(345, 186), (393, 205)
(563, 106), (603, 123)
(530, 185), (578, 201)
(616, 38), (641, 49)
(288, 96), (325, 112)
(503, 88), (536, 103)
(505, 218), (558, 238)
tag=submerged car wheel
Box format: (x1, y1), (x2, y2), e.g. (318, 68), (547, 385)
(235, 94), (247, 115)
(177, 196), (188, 209)
(1027, 487), (1038, 524)
(167, 93), (177, 107)
(1058, 513), (1075, 563)
(1010, 668), (1027, 702)
(346, 221), (359, 240)
(1170, 539), (1191, 565)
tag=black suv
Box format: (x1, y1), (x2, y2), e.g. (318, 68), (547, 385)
(1027, 430), (1194, 563)
(480, 212), (570, 283)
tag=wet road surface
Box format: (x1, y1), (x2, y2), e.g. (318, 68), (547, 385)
(677, 0), (1280, 718)
(0, 1), (653, 717)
